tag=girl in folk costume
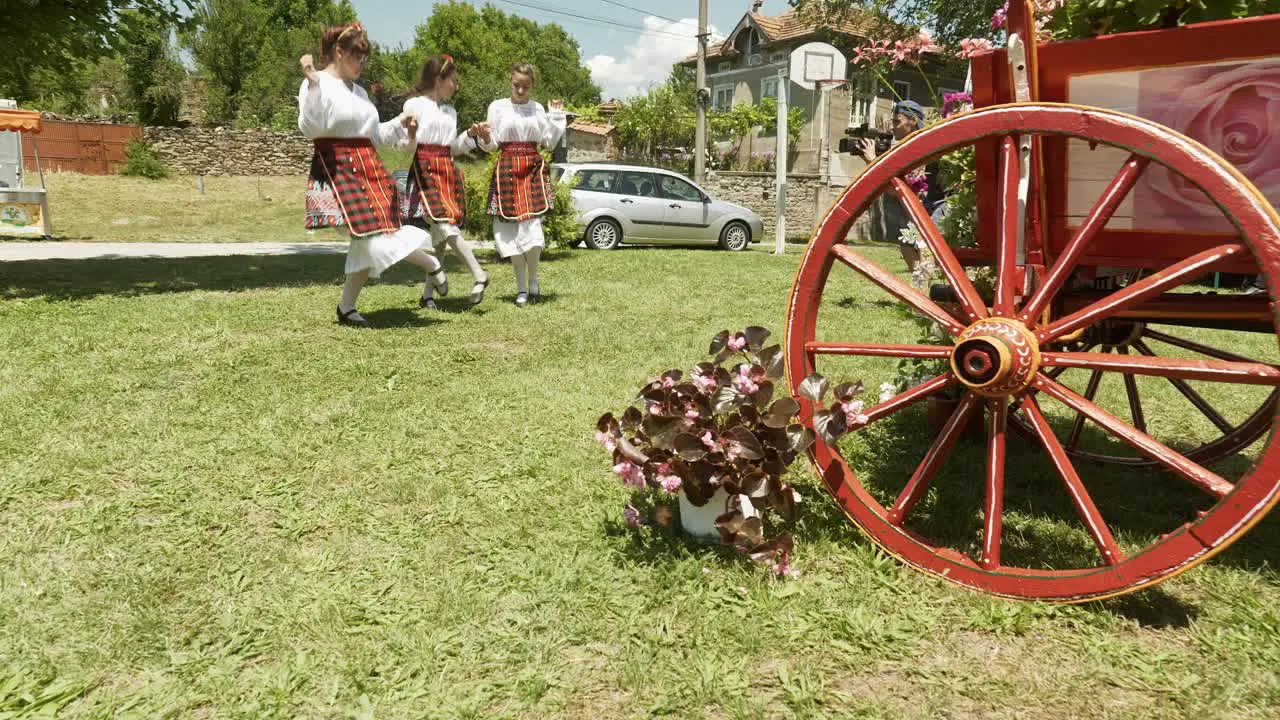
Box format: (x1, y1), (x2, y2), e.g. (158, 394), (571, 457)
(402, 54), (491, 309)
(297, 22), (448, 328)
(480, 62), (566, 307)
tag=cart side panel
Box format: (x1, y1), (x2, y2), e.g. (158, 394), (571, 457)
(971, 13), (1280, 273)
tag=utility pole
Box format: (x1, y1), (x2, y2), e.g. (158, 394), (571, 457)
(694, 0), (708, 183)
(773, 68), (787, 255)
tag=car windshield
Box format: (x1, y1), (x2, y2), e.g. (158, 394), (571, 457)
(551, 167), (565, 182)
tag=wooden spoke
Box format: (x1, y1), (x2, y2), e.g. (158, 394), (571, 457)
(1132, 339), (1234, 434)
(981, 397), (1008, 570)
(1019, 395), (1124, 566)
(1066, 360), (1107, 454)
(1144, 328), (1269, 365)
(861, 374), (955, 426)
(1040, 243), (1248, 343)
(831, 245), (967, 336)
(995, 136), (1021, 317)
(1118, 348), (1148, 434)
(1020, 155), (1150, 325)
(805, 342), (952, 359)
(887, 393), (981, 525)
(1034, 376), (1234, 499)
(1041, 351), (1280, 386)
(890, 177), (987, 322)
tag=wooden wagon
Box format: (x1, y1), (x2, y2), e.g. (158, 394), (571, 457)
(786, 2), (1280, 602)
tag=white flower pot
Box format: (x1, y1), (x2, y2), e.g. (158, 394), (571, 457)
(677, 487), (732, 541)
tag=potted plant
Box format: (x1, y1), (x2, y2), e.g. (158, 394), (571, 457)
(597, 327), (863, 574)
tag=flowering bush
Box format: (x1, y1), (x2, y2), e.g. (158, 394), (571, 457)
(598, 328), (862, 573)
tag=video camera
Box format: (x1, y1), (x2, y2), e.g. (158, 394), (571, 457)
(838, 123), (894, 156)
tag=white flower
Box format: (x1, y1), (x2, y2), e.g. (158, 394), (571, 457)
(879, 382), (896, 403)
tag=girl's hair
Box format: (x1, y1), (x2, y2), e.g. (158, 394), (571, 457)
(319, 22), (370, 67)
(415, 54), (458, 94)
(508, 62), (536, 84)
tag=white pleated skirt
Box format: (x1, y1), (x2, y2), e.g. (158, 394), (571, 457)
(344, 225), (430, 278)
(493, 218), (545, 258)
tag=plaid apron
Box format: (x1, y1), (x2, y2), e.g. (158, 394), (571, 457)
(487, 142), (551, 222)
(403, 144), (466, 225)
(305, 138), (401, 237)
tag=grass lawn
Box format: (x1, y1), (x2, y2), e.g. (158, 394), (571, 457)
(2, 241), (1279, 718)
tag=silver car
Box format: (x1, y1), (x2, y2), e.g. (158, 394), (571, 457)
(553, 162), (764, 251)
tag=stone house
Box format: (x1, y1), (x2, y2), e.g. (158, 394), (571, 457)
(677, 3), (965, 184)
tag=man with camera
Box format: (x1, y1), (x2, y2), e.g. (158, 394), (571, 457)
(847, 100), (944, 274)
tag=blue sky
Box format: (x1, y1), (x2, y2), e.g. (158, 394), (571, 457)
(349, 0), (797, 99)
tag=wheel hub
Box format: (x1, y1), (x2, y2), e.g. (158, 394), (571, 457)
(950, 318), (1042, 396)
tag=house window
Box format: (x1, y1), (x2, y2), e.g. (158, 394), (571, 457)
(849, 73), (876, 127)
(761, 76), (779, 99)
(713, 85), (734, 110)
(771, 51), (788, 63)
(717, 62), (731, 73)
(748, 53), (763, 66)
(893, 80), (912, 101)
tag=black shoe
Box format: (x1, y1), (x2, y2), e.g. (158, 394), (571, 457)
(470, 276), (489, 306)
(337, 306), (371, 328)
(515, 292), (528, 308)
(429, 267), (449, 296)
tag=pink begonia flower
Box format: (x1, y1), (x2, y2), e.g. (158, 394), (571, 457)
(692, 373), (717, 395)
(991, 2), (1009, 31)
(685, 406), (701, 420)
(661, 376), (676, 389)
(657, 463), (683, 494)
(905, 170), (929, 198)
(843, 400), (870, 429)
(623, 504), (645, 528)
(613, 461), (646, 489)
(727, 335), (748, 352)
(733, 365), (760, 395)
(595, 430), (618, 453)
(772, 551), (800, 579)
(958, 38), (994, 59)
(701, 430), (718, 452)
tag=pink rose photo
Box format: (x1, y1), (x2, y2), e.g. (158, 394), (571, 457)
(1134, 59), (1280, 233)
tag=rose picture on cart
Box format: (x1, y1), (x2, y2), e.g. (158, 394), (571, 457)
(1134, 58), (1280, 234)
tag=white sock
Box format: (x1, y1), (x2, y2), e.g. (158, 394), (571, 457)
(525, 247), (542, 295)
(339, 270), (369, 313)
(446, 234), (487, 283)
(510, 253), (528, 293)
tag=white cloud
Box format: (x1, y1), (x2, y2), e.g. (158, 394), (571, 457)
(586, 17), (722, 100)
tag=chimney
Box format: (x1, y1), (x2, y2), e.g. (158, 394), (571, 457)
(750, 0), (764, 12)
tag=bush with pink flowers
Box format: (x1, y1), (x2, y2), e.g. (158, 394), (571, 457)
(597, 328), (862, 574)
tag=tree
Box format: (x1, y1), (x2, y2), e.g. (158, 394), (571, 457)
(183, 0), (356, 126)
(0, 0), (185, 105)
(409, 2), (601, 126)
(119, 11), (186, 125)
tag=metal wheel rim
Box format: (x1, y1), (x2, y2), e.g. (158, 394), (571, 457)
(591, 222), (616, 248)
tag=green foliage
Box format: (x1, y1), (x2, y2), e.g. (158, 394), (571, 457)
(1043, 0), (1280, 38)
(410, 2), (601, 127)
(120, 140), (171, 179)
(453, 154), (578, 248)
(119, 10), (185, 126)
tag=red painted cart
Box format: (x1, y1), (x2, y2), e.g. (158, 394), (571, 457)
(785, 2), (1280, 602)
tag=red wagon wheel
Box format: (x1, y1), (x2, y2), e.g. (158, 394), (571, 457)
(785, 103), (1280, 603)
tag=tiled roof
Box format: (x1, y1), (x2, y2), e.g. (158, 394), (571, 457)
(679, 9), (877, 65)
(598, 100), (620, 114)
(568, 119), (614, 137)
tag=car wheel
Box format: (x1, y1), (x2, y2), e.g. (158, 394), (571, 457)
(586, 218), (622, 250)
(719, 221), (750, 251)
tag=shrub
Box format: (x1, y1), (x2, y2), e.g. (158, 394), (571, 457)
(120, 139), (170, 179)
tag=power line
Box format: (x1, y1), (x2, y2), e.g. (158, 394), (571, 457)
(598, 0), (686, 26)
(489, 0), (694, 39)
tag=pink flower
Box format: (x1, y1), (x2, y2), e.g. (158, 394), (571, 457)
(656, 463), (683, 494)
(646, 401), (664, 416)
(623, 504), (645, 528)
(732, 366), (760, 395)
(843, 400), (869, 429)
(772, 551), (800, 579)
(691, 373), (717, 395)
(661, 376), (676, 389)
(685, 405), (701, 420)
(613, 461), (646, 489)
(595, 430), (618, 453)
(942, 91), (973, 118)
(991, 1), (1009, 31)
(905, 170), (929, 198)
(727, 335), (748, 353)
(701, 430), (718, 452)
(958, 38), (994, 59)
(890, 40), (911, 64)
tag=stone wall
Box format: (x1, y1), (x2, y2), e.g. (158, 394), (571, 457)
(142, 127), (313, 176)
(699, 170), (873, 241)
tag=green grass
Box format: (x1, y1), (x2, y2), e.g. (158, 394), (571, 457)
(2, 243), (1280, 718)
